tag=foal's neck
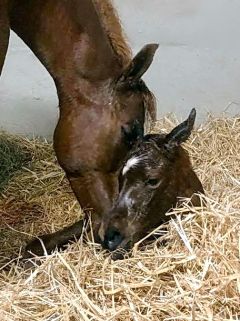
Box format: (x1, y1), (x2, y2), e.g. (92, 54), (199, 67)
(9, 0), (123, 95)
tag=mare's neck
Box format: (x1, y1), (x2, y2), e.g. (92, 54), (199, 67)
(9, 0), (122, 96)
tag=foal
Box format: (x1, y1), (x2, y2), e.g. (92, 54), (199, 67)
(101, 109), (204, 256)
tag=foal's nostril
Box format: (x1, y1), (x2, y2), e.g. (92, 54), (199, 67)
(104, 227), (124, 251)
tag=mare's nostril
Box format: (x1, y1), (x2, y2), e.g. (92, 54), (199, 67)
(104, 227), (123, 251)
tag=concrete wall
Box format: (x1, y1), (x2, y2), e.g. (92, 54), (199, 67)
(0, 0), (239, 138)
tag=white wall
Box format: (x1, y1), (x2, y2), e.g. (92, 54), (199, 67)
(0, 33), (58, 139)
(0, 0), (239, 138)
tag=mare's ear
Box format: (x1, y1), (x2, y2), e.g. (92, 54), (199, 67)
(122, 120), (144, 147)
(118, 44), (159, 86)
(164, 108), (196, 151)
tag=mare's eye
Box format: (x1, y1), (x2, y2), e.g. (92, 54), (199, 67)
(146, 178), (160, 187)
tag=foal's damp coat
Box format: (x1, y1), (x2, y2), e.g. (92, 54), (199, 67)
(102, 108), (204, 257)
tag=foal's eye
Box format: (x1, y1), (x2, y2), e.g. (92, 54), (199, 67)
(146, 178), (160, 187)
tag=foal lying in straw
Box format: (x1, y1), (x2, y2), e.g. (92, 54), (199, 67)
(100, 108), (204, 259)
(25, 109), (204, 260)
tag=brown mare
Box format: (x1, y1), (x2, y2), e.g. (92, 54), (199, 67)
(102, 109), (204, 259)
(0, 0), (158, 256)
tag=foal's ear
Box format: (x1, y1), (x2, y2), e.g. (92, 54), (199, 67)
(164, 108), (196, 151)
(122, 120), (144, 147)
(118, 44), (159, 85)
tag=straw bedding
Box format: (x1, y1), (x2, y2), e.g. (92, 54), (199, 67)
(0, 114), (239, 321)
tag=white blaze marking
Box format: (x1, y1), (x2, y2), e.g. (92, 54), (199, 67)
(123, 188), (134, 209)
(122, 157), (140, 175)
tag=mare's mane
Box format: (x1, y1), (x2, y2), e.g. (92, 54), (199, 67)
(93, 0), (156, 127)
(93, 0), (132, 67)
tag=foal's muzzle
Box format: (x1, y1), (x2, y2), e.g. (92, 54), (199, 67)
(103, 227), (124, 251)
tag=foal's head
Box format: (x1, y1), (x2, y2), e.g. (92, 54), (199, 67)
(101, 109), (204, 255)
